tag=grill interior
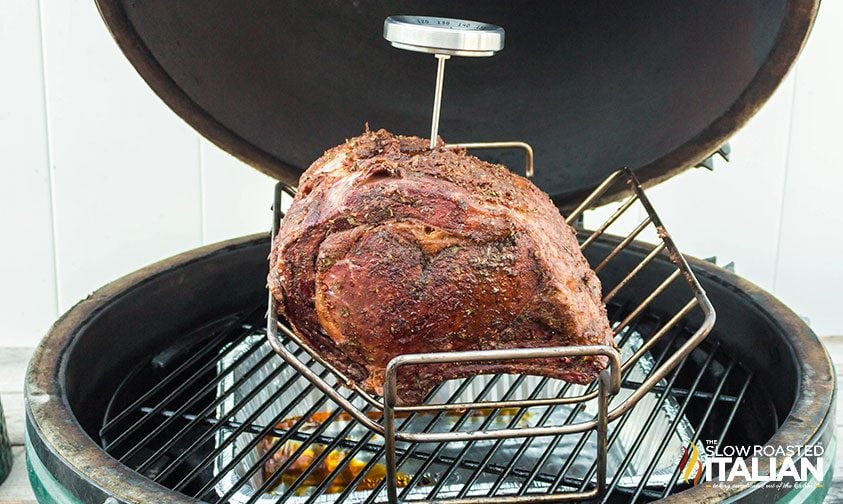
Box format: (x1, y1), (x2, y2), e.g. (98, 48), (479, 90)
(92, 253), (774, 503)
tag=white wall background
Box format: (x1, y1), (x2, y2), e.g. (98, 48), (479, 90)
(1, 1), (841, 347)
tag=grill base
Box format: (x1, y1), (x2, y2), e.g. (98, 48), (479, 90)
(25, 234), (835, 503)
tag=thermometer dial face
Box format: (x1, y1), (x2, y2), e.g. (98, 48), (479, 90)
(383, 15), (505, 57)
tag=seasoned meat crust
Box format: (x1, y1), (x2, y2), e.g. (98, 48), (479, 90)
(269, 129), (614, 404)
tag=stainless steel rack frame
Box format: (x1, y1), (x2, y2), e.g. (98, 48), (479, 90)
(266, 166), (715, 503)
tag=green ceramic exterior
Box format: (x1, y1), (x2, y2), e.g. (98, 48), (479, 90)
(776, 434), (836, 504)
(25, 431), (83, 504)
(0, 397), (13, 486)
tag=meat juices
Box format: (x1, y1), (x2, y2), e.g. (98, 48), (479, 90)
(269, 129), (615, 404)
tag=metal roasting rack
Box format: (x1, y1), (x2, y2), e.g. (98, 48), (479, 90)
(266, 163), (716, 502)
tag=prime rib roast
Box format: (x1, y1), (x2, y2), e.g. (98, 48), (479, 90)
(268, 128), (614, 404)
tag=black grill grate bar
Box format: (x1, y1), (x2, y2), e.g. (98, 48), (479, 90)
(593, 334), (696, 500)
(135, 403), (338, 445)
(100, 309), (255, 437)
(356, 375), (484, 504)
(176, 379), (326, 495)
(484, 380), (581, 496)
(620, 380), (739, 403)
(423, 374), (531, 499)
(627, 342), (722, 501)
(511, 320), (662, 498)
(479, 314), (657, 497)
(186, 357), (338, 498)
(511, 326), (679, 499)
(136, 343), (292, 473)
(139, 407), (472, 468)
(716, 370), (754, 447)
(150, 343), (312, 483)
(274, 398), (379, 502)
(662, 357), (737, 496)
(253, 397), (362, 504)
(301, 382), (446, 503)
(449, 375), (547, 499)
(549, 326), (681, 492)
(321, 378), (483, 504)
(394, 374), (507, 502)
(106, 329), (264, 454)
(116, 337), (273, 462)
(477, 313), (651, 498)
(241, 389), (368, 503)
(205, 385), (338, 502)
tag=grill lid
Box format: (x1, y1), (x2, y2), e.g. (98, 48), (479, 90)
(94, 0), (817, 207)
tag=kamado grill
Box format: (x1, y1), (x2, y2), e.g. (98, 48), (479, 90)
(25, 1), (835, 503)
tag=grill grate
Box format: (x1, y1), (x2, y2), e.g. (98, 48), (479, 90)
(100, 303), (752, 503)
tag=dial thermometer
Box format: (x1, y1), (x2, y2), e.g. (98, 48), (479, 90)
(383, 16), (505, 149)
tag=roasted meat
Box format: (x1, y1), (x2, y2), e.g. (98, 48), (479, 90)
(269, 129), (614, 404)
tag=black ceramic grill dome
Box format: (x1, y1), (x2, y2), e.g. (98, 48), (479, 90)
(97, 0), (814, 206)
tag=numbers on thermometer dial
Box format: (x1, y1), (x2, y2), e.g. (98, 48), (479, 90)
(410, 16), (495, 32)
